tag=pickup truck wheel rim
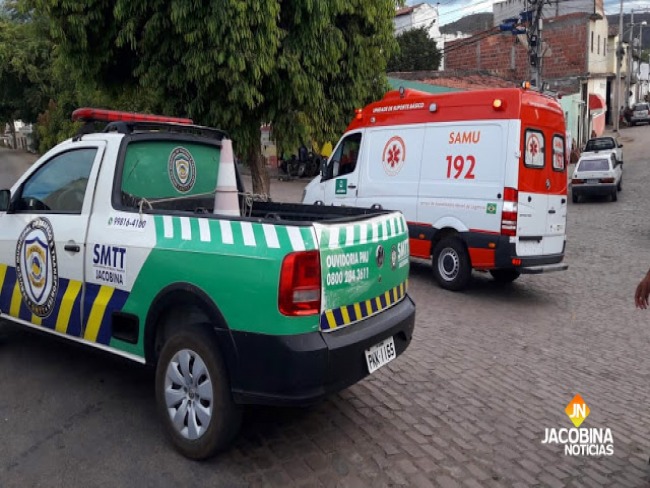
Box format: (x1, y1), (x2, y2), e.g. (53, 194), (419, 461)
(164, 348), (213, 440)
(437, 248), (459, 281)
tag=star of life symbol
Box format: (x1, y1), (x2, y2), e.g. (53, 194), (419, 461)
(381, 136), (406, 176)
(525, 132), (543, 167)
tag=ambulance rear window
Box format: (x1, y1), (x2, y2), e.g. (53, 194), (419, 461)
(524, 129), (545, 168)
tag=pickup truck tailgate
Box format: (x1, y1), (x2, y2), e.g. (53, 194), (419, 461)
(314, 211), (409, 331)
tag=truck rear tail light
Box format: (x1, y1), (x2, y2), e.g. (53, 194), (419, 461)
(279, 251), (321, 316)
(501, 187), (518, 237)
(599, 177), (615, 183)
(571, 178), (584, 184)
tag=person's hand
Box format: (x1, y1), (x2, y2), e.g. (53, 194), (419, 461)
(635, 272), (650, 309)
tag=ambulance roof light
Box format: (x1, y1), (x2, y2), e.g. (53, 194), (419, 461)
(355, 108), (363, 120)
(72, 107), (193, 125)
(521, 81), (531, 90)
(429, 103), (438, 113)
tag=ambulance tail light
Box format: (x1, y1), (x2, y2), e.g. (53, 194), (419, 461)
(279, 251), (321, 316)
(72, 108), (193, 125)
(501, 187), (518, 237)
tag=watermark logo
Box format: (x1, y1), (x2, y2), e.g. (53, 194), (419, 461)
(542, 394), (613, 456)
(565, 394), (590, 427)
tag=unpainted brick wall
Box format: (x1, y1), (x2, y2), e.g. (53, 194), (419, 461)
(445, 14), (589, 82)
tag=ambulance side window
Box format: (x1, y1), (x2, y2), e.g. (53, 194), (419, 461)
(524, 129), (545, 168)
(324, 133), (362, 181)
(15, 148), (97, 214)
(552, 134), (565, 171)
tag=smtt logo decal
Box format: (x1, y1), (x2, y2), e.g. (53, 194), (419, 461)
(168, 147), (196, 193)
(15, 218), (58, 317)
(335, 179), (347, 195)
(382, 136), (406, 176)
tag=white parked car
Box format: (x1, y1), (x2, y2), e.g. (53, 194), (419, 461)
(571, 153), (622, 203)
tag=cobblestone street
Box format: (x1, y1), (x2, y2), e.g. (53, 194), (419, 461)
(1, 126), (650, 487)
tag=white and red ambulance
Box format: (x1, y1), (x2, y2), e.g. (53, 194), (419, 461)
(303, 87), (568, 290)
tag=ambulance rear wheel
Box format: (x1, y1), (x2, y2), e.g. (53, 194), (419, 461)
(155, 323), (241, 459)
(432, 237), (471, 291)
(490, 269), (520, 283)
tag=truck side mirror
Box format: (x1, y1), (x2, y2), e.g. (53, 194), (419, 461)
(618, 144), (623, 148)
(320, 158), (328, 177)
(0, 189), (10, 212)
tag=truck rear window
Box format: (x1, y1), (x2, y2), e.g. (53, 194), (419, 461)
(120, 141), (220, 210)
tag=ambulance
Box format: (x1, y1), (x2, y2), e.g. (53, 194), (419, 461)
(303, 87), (568, 290)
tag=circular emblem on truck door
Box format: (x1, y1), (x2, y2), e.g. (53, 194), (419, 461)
(381, 136), (406, 176)
(168, 147), (196, 193)
(376, 245), (385, 268)
(15, 218), (58, 318)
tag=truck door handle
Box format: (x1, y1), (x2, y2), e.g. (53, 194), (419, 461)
(64, 243), (80, 253)
(548, 209), (556, 214)
(348, 184), (357, 189)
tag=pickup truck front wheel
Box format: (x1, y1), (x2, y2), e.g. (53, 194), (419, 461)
(155, 324), (241, 459)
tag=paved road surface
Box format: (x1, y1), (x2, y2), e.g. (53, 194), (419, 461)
(1, 128), (650, 487)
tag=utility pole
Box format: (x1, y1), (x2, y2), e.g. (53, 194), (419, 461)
(614, 0), (624, 133)
(528, 0), (546, 89)
(626, 10), (634, 107)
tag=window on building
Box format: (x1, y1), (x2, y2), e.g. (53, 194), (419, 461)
(604, 38), (606, 56)
(590, 32), (594, 53)
(597, 35), (600, 54)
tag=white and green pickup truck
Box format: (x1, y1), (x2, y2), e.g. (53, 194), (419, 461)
(0, 109), (415, 459)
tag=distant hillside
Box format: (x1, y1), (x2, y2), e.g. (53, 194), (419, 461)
(607, 13), (650, 50)
(440, 12), (493, 35)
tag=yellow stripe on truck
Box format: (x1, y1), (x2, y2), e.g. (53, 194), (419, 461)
(83, 286), (115, 342)
(10, 281), (22, 317)
(56, 280), (82, 334)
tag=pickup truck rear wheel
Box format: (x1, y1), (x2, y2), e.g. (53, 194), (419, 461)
(490, 269), (520, 283)
(432, 237), (471, 291)
(155, 323), (241, 459)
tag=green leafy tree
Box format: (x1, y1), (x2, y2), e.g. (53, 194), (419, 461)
(0, 1), (53, 147)
(31, 0), (397, 194)
(387, 26), (441, 72)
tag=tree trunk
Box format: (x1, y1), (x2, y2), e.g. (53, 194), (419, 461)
(247, 137), (271, 198)
(8, 121), (17, 149)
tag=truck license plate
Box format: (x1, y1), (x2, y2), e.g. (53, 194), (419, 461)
(365, 337), (396, 373)
(586, 179), (599, 184)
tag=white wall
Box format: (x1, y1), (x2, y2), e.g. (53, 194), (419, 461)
(394, 3), (441, 40)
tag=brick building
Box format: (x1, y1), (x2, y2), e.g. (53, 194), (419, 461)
(445, 11), (610, 144)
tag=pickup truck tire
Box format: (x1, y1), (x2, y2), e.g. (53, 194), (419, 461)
(432, 236), (471, 291)
(617, 179), (622, 191)
(611, 190), (617, 202)
(490, 269), (520, 283)
(155, 323), (241, 459)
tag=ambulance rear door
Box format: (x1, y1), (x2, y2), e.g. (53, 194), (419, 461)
(517, 127), (567, 256)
